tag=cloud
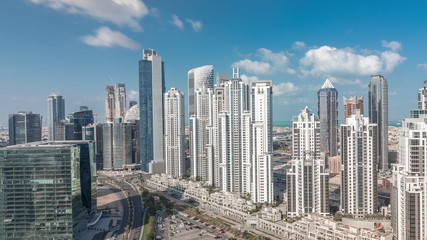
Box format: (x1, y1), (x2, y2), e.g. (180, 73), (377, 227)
(292, 41), (306, 50)
(273, 82), (300, 96)
(299, 45), (406, 78)
(171, 15), (184, 29)
(232, 48), (295, 75)
(417, 63), (427, 69)
(186, 19), (203, 32)
(28, 0), (149, 31)
(381, 40), (402, 52)
(240, 74), (262, 83)
(81, 26), (141, 50)
(129, 90), (139, 100)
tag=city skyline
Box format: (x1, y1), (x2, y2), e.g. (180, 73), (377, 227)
(2, 1), (427, 124)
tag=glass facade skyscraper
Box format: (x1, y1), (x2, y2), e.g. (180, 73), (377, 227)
(47, 94), (65, 140)
(0, 141), (96, 239)
(71, 106), (94, 140)
(317, 79), (338, 158)
(368, 75), (389, 171)
(8, 111), (42, 145)
(139, 49), (165, 173)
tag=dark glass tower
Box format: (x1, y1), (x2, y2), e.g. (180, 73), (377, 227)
(47, 94), (65, 140)
(369, 74), (388, 171)
(317, 79), (338, 158)
(138, 49), (165, 173)
(71, 106), (94, 140)
(8, 111), (42, 145)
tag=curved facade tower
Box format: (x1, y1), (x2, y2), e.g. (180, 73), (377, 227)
(188, 65), (214, 117)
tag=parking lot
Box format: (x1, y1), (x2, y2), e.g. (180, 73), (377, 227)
(156, 210), (233, 240)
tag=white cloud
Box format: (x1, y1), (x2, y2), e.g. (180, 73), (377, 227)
(81, 26), (141, 50)
(186, 19), (203, 32)
(29, 0), (149, 31)
(417, 63), (427, 69)
(273, 82), (300, 96)
(171, 15), (184, 30)
(240, 74), (261, 83)
(299, 45), (406, 78)
(292, 41), (306, 50)
(129, 90), (139, 100)
(232, 48), (295, 75)
(381, 40), (402, 51)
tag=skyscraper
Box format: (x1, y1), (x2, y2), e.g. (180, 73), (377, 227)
(250, 80), (274, 203)
(115, 83), (127, 119)
(343, 96), (364, 120)
(340, 110), (377, 217)
(410, 81), (427, 118)
(369, 75), (389, 171)
(190, 87), (214, 182)
(139, 49), (165, 173)
(218, 68), (252, 194)
(317, 79), (338, 158)
(164, 88), (185, 178)
(392, 116), (427, 240)
(105, 85), (115, 122)
(47, 94), (65, 140)
(287, 107), (329, 216)
(0, 141), (96, 239)
(71, 106), (94, 140)
(8, 111), (42, 145)
(188, 65), (214, 117)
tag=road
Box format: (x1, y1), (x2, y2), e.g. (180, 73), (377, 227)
(99, 173), (144, 240)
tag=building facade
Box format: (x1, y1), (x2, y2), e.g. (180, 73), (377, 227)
(340, 111), (378, 217)
(317, 79), (338, 158)
(47, 94), (65, 140)
(139, 49), (165, 173)
(287, 107), (329, 215)
(8, 111), (42, 145)
(115, 83), (127, 119)
(369, 74), (389, 171)
(71, 106), (94, 140)
(164, 88), (185, 178)
(343, 96), (364, 120)
(105, 85), (115, 122)
(0, 141), (96, 239)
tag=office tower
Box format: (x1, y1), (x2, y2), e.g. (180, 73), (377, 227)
(190, 87), (214, 182)
(164, 88), (185, 178)
(47, 94), (65, 140)
(250, 81), (274, 203)
(83, 123), (104, 170)
(0, 141), (96, 239)
(392, 116), (427, 240)
(8, 111), (42, 145)
(218, 68), (252, 194)
(318, 79), (338, 157)
(410, 81), (427, 118)
(343, 96), (364, 120)
(369, 75), (389, 171)
(340, 110), (377, 217)
(54, 120), (75, 140)
(129, 100), (137, 109)
(139, 49), (165, 173)
(287, 107), (329, 216)
(71, 106), (94, 140)
(115, 83), (127, 119)
(102, 119), (138, 170)
(188, 65), (214, 117)
(105, 85), (115, 122)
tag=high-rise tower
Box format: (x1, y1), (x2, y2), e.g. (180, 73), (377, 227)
(369, 74), (389, 171)
(317, 79), (338, 158)
(341, 110), (378, 217)
(343, 96), (364, 120)
(287, 107), (329, 216)
(47, 94), (65, 140)
(139, 49), (165, 173)
(188, 65), (214, 117)
(115, 83), (127, 119)
(164, 88), (185, 178)
(105, 86), (115, 122)
(8, 111), (42, 145)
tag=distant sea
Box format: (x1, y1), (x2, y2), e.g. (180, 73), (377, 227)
(273, 120), (402, 127)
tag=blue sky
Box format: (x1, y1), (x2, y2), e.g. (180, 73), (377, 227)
(1, 0), (427, 124)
